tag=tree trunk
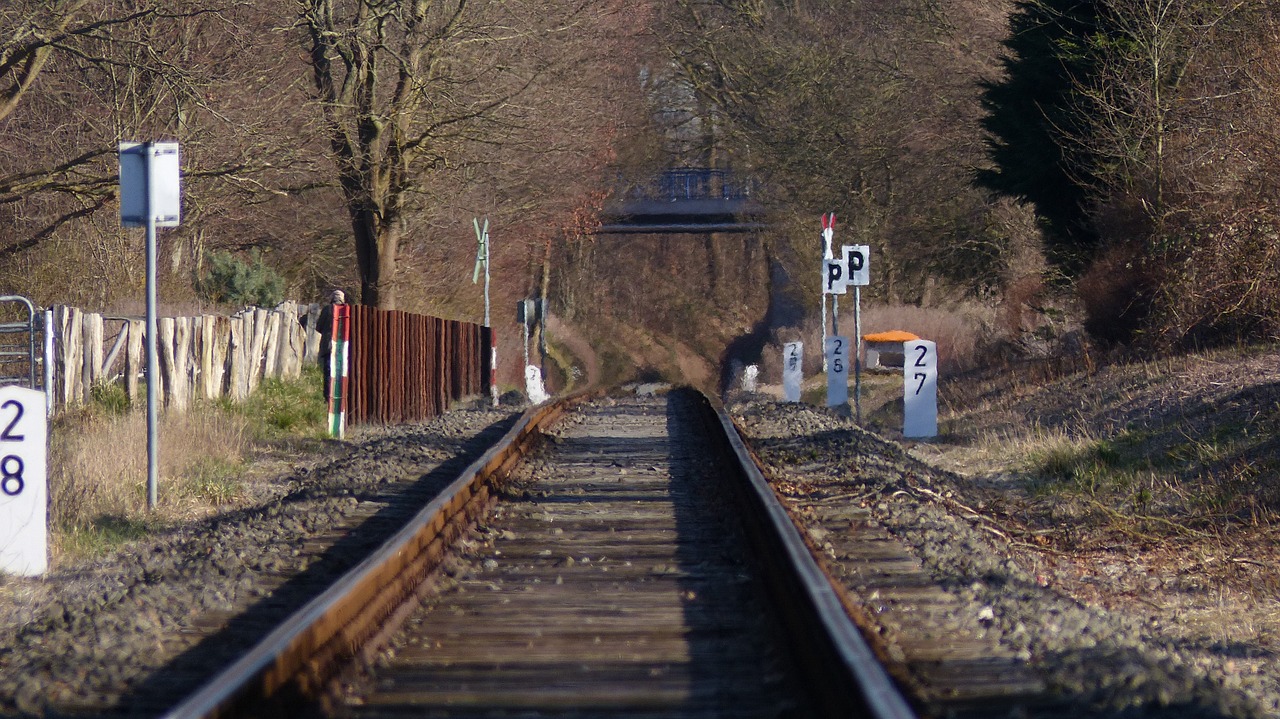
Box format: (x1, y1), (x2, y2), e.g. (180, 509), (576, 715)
(351, 204), (400, 310)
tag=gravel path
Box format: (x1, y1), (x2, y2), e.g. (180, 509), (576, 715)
(731, 397), (1280, 718)
(0, 406), (516, 718)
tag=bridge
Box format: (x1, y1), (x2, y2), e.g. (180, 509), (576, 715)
(595, 168), (765, 234)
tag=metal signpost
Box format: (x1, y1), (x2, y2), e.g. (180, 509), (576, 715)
(473, 218), (497, 407)
(820, 214), (835, 370)
(844, 244), (870, 423)
(820, 212), (876, 416)
(120, 141), (181, 511)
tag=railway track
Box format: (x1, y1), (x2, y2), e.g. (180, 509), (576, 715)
(163, 388), (914, 718)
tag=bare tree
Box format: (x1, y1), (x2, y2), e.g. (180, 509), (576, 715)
(296, 0), (642, 309)
(0, 0), (346, 308)
(660, 0), (1018, 302)
(1071, 0), (1280, 346)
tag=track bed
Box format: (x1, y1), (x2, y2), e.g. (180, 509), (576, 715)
(339, 394), (811, 718)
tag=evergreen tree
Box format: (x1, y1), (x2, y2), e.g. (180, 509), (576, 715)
(976, 0), (1102, 275)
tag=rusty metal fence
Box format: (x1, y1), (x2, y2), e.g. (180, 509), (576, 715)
(345, 306), (492, 425)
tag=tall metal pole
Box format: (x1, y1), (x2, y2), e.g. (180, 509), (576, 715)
(821, 296), (828, 372)
(43, 309), (53, 418)
(483, 226), (491, 329)
(821, 213), (836, 372)
(854, 286), (863, 424)
(144, 144), (159, 511)
(483, 222), (496, 407)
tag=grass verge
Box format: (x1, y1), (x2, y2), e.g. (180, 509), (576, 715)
(47, 367), (329, 564)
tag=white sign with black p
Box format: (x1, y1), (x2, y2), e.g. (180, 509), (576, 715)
(0, 386), (47, 576)
(823, 258), (848, 295)
(825, 336), (850, 407)
(903, 339), (938, 438)
(844, 244), (870, 286)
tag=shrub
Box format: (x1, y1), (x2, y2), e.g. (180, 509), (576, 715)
(198, 250), (286, 308)
(89, 380), (131, 415)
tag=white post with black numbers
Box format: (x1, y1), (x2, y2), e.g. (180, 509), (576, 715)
(903, 339), (938, 438)
(0, 386), (47, 576)
(825, 336), (849, 407)
(783, 341), (803, 402)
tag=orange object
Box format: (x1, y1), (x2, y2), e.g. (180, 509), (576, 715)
(863, 330), (920, 343)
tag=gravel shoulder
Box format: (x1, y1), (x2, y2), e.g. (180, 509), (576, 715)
(7, 349), (1280, 718)
(0, 406), (518, 717)
(734, 346), (1280, 717)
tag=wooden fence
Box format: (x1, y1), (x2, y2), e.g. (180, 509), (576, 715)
(49, 303), (492, 426)
(346, 306), (492, 425)
(51, 302), (323, 412)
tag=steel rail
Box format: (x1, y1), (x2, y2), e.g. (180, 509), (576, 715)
(693, 392), (917, 719)
(164, 389), (916, 718)
(161, 395), (586, 719)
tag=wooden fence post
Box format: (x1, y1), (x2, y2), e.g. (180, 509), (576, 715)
(229, 314), (248, 401)
(173, 317), (192, 411)
(246, 308), (267, 393)
(64, 307), (84, 406)
(126, 320), (144, 402)
(82, 312), (103, 399)
(303, 303), (321, 363)
(158, 317), (175, 408)
(210, 315), (229, 399)
(263, 309), (282, 379)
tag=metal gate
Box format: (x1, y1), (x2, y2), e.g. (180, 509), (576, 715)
(0, 295), (40, 390)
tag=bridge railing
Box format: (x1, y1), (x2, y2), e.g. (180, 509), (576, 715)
(628, 168), (757, 202)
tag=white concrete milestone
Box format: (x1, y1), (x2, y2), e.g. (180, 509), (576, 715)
(783, 342), (803, 402)
(903, 339), (938, 438)
(0, 385), (48, 576)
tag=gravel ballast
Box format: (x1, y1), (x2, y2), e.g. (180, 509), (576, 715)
(0, 406), (516, 717)
(732, 397), (1280, 718)
(4, 392), (1280, 717)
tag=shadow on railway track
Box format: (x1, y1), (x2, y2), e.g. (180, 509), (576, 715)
(120, 413), (521, 717)
(662, 391), (815, 716)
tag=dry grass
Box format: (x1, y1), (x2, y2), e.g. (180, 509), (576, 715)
(901, 343), (1280, 682)
(48, 408), (252, 559)
(860, 302), (998, 374)
(921, 344), (1280, 544)
(46, 371), (329, 564)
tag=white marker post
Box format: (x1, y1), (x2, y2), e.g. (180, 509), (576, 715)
(783, 341), (803, 402)
(0, 386), (48, 576)
(120, 141), (181, 511)
(825, 336), (850, 407)
(903, 339), (938, 438)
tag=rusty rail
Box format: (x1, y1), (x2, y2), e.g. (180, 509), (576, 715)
(161, 393), (586, 719)
(164, 389), (914, 719)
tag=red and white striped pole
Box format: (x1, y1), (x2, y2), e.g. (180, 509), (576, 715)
(327, 304), (350, 438)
